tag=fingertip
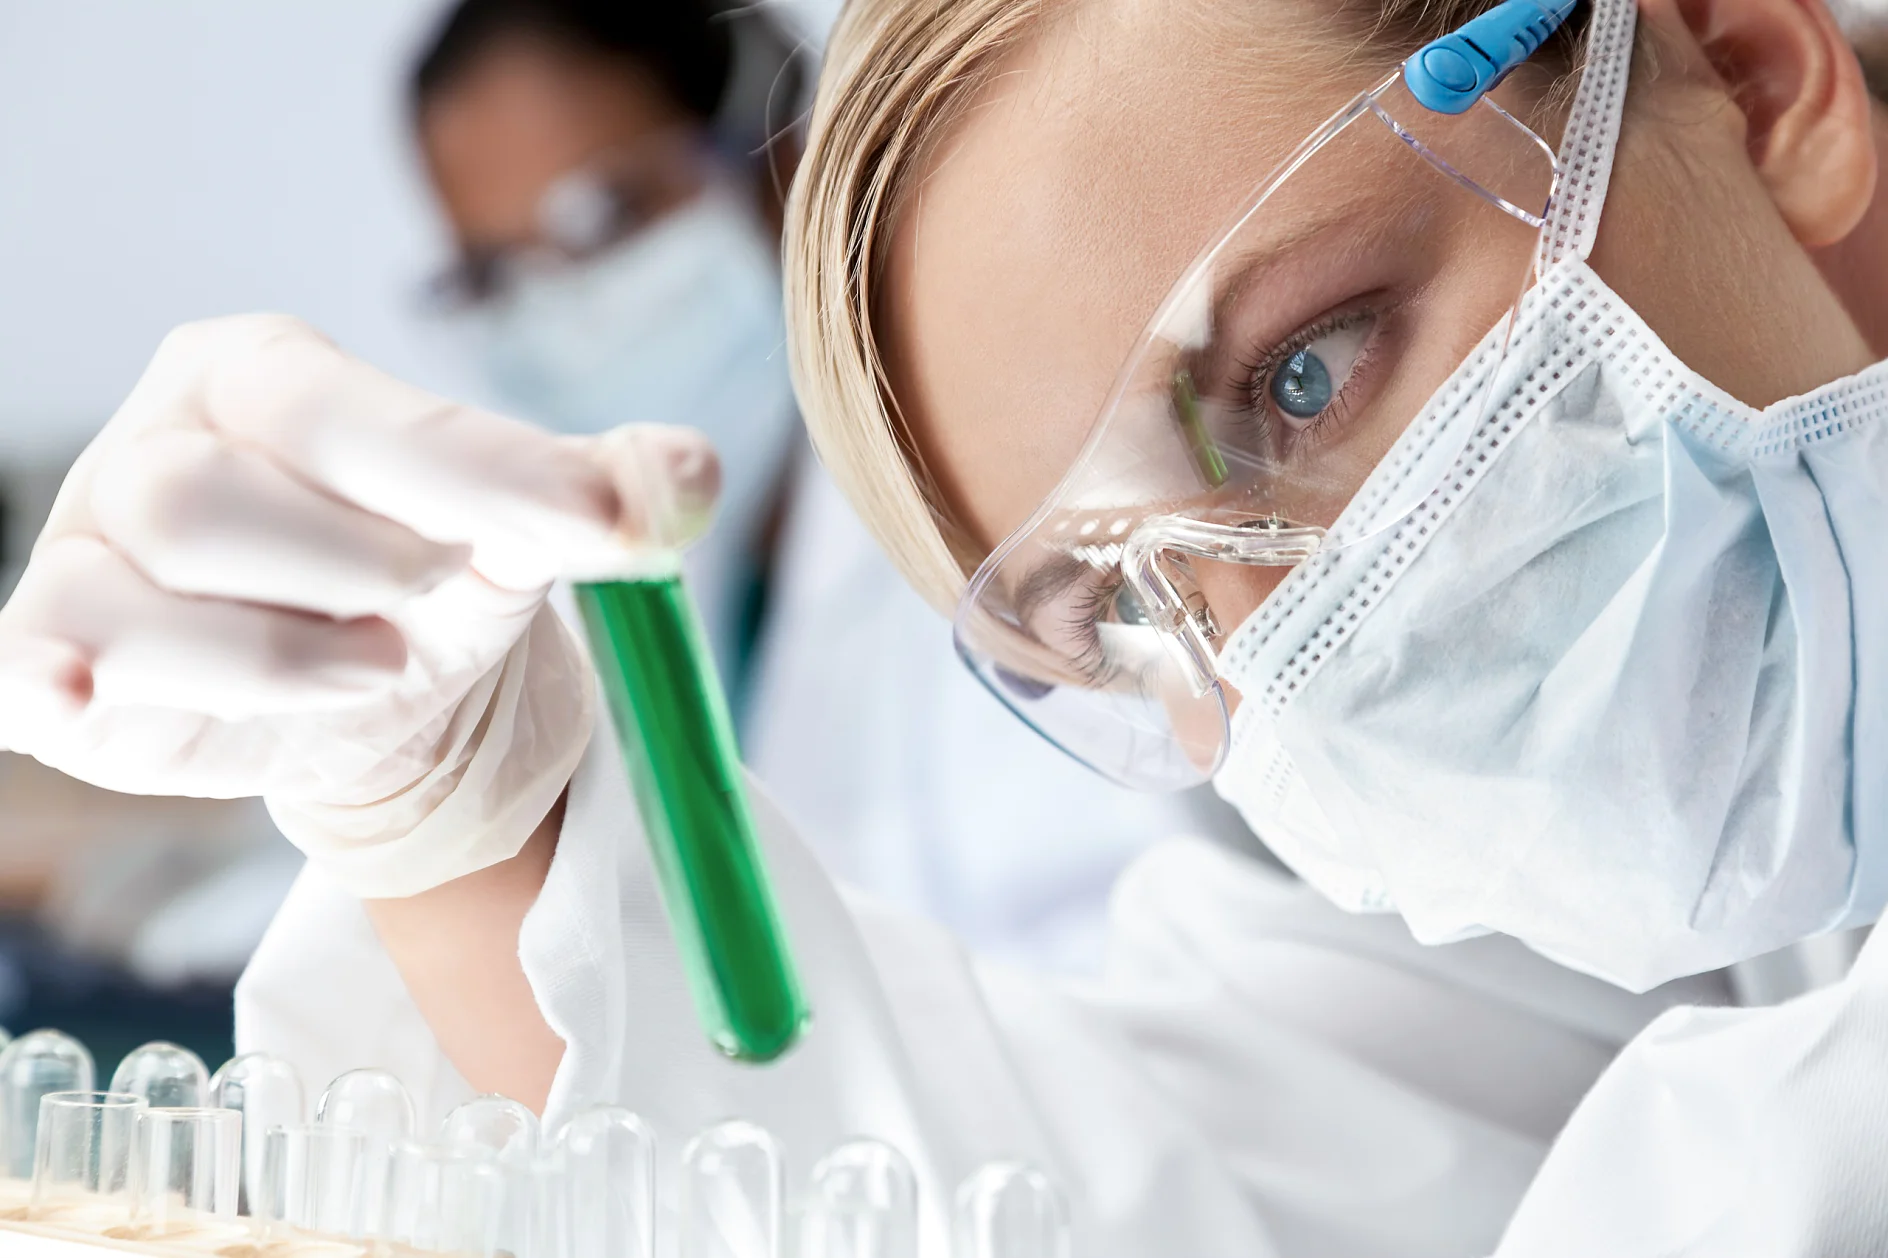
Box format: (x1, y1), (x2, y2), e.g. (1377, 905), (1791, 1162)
(638, 423), (722, 496)
(152, 314), (322, 384)
(589, 425), (723, 548)
(198, 321), (335, 428)
(0, 637), (94, 744)
(199, 312), (327, 355)
(660, 432), (723, 533)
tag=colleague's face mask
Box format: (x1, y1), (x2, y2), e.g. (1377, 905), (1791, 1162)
(958, 0), (1888, 990)
(1210, 1), (1888, 990)
(472, 184), (797, 516)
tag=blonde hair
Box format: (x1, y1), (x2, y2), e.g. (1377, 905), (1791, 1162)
(777, 0), (1620, 614)
(783, 0), (1052, 614)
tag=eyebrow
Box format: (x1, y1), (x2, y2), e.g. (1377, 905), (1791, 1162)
(1169, 205), (1386, 391)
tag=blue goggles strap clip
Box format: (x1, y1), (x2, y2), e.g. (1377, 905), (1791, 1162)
(1403, 0), (1579, 114)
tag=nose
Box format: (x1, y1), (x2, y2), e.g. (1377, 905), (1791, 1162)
(1187, 558), (1296, 716)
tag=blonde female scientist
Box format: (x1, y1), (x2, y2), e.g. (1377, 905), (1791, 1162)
(3, 0), (1888, 1253)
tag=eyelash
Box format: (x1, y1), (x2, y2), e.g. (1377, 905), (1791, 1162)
(1065, 578), (1124, 685)
(1232, 306), (1377, 448)
(1060, 305), (1381, 674)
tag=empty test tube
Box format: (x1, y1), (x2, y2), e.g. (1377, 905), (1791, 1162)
(208, 1052), (305, 1219)
(316, 1067), (416, 1144)
(440, 1093), (539, 1166)
(556, 1105), (656, 1258)
(953, 1163), (1071, 1258)
(516, 1152), (573, 1258)
(110, 1041), (209, 1109)
(313, 1068), (413, 1233)
(577, 569), (808, 1063)
(680, 1119), (784, 1258)
(435, 1148), (511, 1257)
(31, 1091), (143, 1225)
(131, 1106), (241, 1236)
(0, 1030), (96, 1180)
(802, 1139), (920, 1258)
(381, 1140), (516, 1256)
(262, 1122), (385, 1240)
(384, 1139), (451, 1249)
(441, 1094), (540, 1249)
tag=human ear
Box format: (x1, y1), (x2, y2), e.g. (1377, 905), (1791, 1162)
(1643, 0), (1877, 247)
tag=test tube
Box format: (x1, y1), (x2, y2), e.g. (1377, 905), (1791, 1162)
(952, 1163), (1070, 1258)
(0, 1030), (96, 1180)
(208, 1052), (306, 1218)
(435, 1148), (510, 1257)
(315, 1067), (416, 1146)
(261, 1122), (385, 1240)
(109, 1041), (209, 1109)
(31, 1091), (143, 1226)
(131, 1106), (240, 1236)
(556, 1105), (656, 1258)
(577, 569), (809, 1062)
(516, 1152), (572, 1258)
(383, 1139), (451, 1249)
(439, 1093), (539, 1165)
(679, 1119), (783, 1258)
(311, 1069), (412, 1235)
(802, 1139), (919, 1258)
(439, 1093), (540, 1249)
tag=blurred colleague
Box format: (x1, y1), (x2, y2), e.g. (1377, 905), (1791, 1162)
(405, 0), (1248, 970)
(411, 0), (795, 682)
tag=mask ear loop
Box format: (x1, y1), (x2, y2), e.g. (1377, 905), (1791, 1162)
(1317, 85), (1563, 555)
(1538, 0), (1639, 271)
(1324, 0), (1640, 552)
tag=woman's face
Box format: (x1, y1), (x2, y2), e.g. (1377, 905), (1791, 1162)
(417, 35), (707, 302)
(878, 0), (1876, 694)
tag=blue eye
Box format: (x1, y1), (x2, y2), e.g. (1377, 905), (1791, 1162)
(1112, 584), (1151, 627)
(1270, 349), (1333, 419)
(1262, 318), (1372, 430)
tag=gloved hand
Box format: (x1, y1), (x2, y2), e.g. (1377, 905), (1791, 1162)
(0, 315), (719, 898)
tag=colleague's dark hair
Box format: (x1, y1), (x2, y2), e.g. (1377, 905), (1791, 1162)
(410, 0), (734, 122)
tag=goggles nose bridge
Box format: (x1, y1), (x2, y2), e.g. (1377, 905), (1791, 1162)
(1120, 514), (1326, 697)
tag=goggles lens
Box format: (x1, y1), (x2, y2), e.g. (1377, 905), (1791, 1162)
(954, 71), (1559, 790)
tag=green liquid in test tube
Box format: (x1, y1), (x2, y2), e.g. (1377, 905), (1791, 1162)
(575, 570), (809, 1062)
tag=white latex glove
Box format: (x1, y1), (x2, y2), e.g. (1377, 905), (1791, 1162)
(0, 315), (718, 898)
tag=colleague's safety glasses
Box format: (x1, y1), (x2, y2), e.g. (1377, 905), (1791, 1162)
(423, 132), (713, 310)
(954, 0), (1574, 790)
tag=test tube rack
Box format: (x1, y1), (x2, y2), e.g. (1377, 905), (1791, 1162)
(0, 1027), (1071, 1257)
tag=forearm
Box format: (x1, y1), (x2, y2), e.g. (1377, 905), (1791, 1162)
(362, 795), (567, 1112)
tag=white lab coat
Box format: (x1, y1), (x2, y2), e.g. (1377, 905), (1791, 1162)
(237, 703), (1846, 1258)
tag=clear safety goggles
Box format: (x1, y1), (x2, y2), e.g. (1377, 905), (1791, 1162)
(953, 47), (1565, 791)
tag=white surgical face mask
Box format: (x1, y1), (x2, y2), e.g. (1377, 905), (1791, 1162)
(1213, 0), (1888, 991)
(474, 184), (797, 525)
(469, 183), (797, 683)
